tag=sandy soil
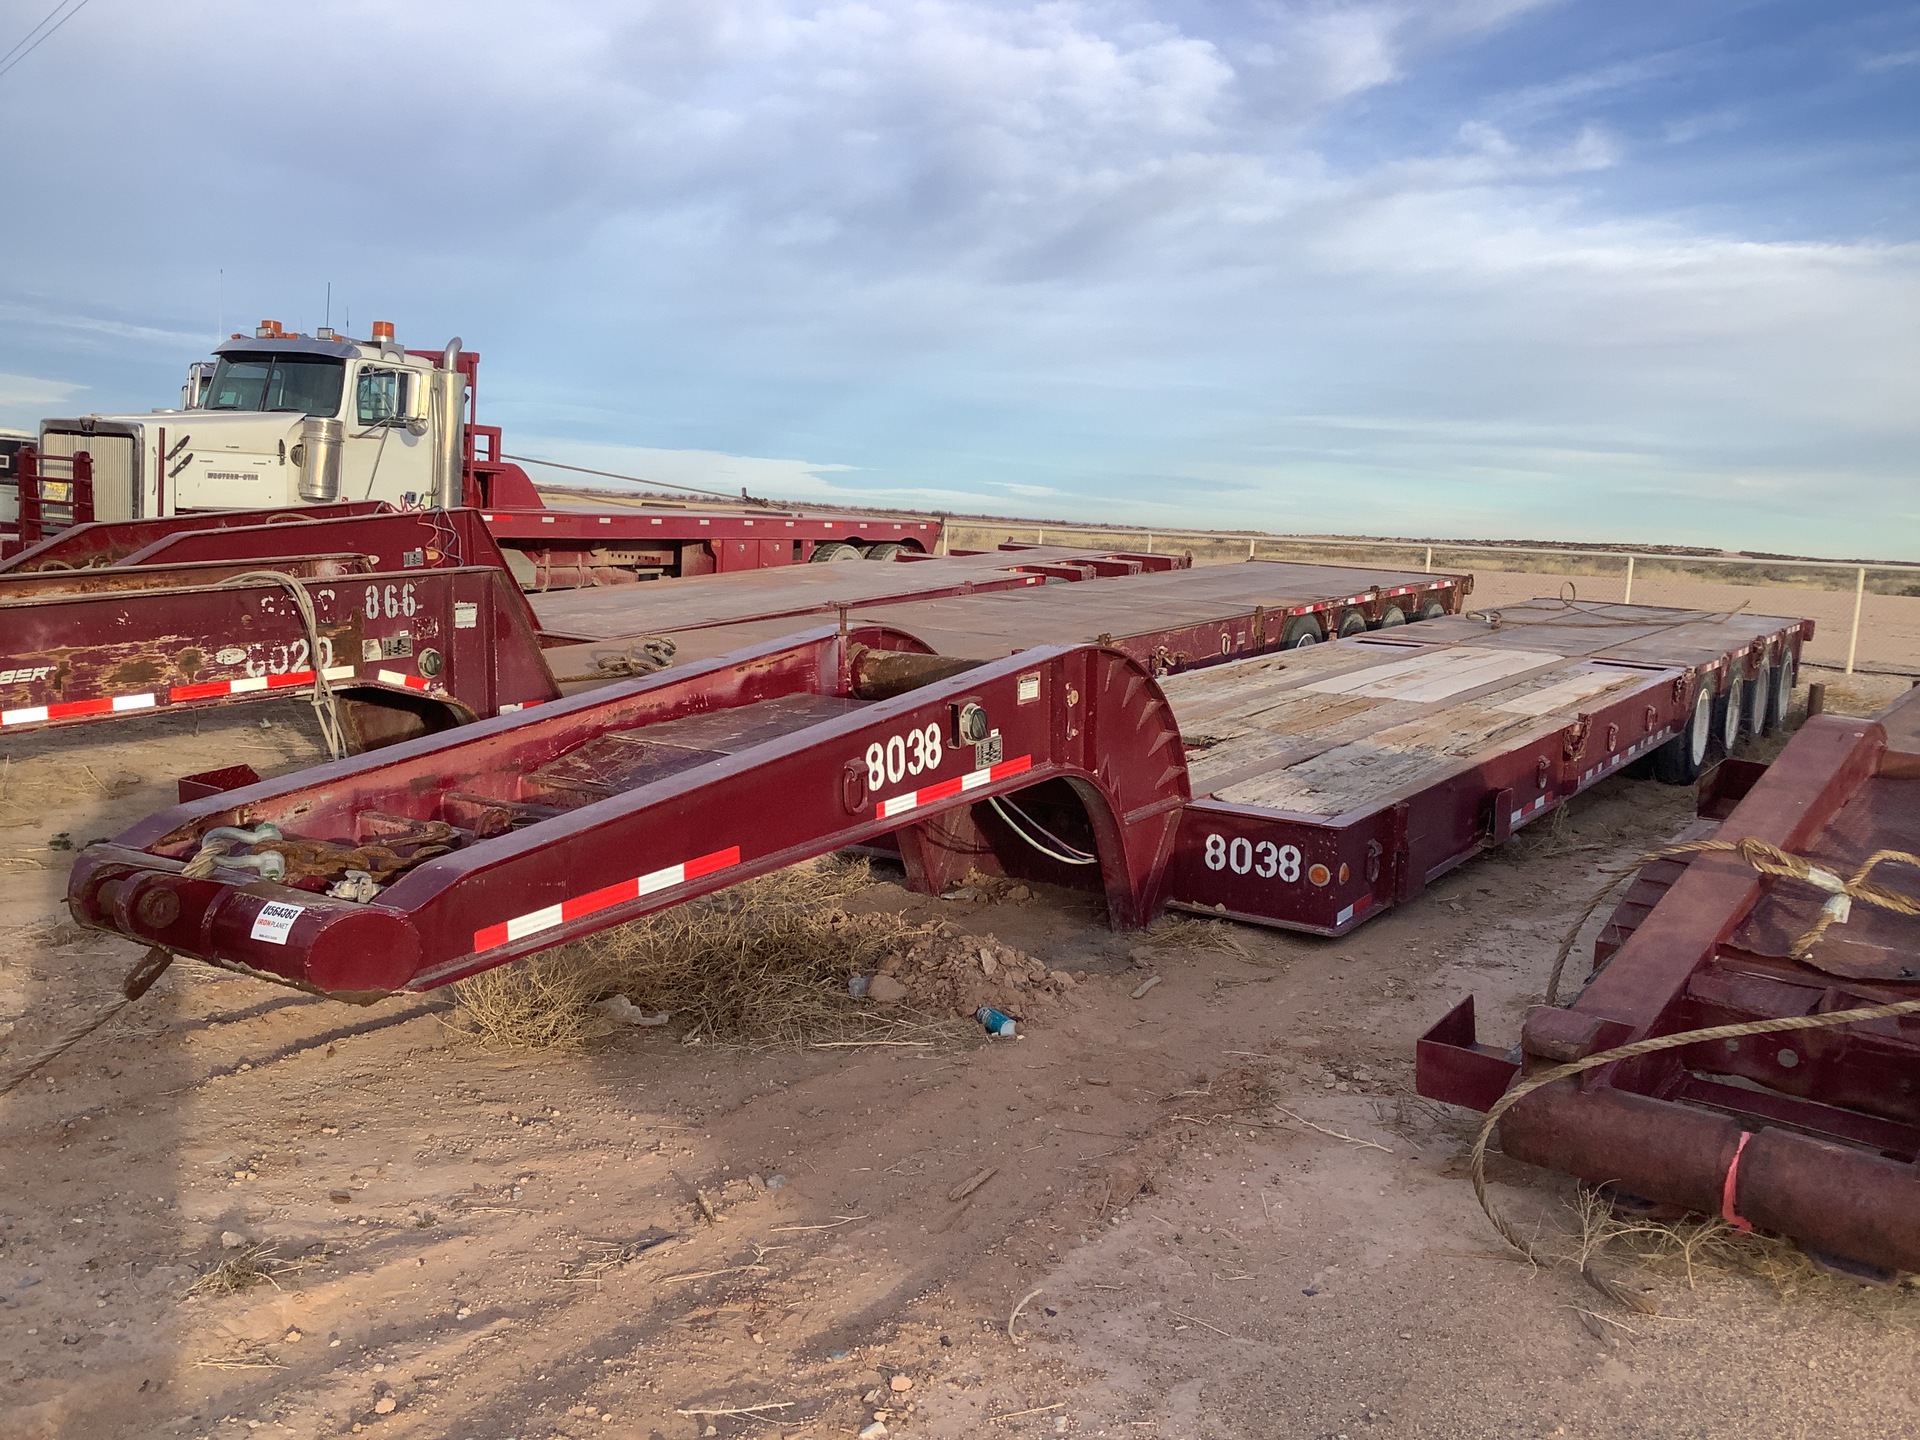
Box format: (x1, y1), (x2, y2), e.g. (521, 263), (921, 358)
(1, 675), (1915, 1440)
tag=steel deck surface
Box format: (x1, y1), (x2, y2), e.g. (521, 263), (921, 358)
(591, 559), (1465, 674)
(524, 545), (1173, 642)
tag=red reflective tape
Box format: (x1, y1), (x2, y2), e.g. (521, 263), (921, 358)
(683, 845), (742, 881)
(914, 774), (968, 806)
(48, 697), (116, 719)
(988, 755), (1032, 783)
(473, 845), (742, 953)
(169, 680), (229, 701)
(266, 670), (317, 689)
(562, 878), (640, 923)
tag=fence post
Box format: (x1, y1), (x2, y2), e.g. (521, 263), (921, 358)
(1248, 538), (1255, 559)
(1623, 554), (1635, 605)
(1146, 533), (1153, 554)
(1036, 528), (1043, 545)
(1846, 566), (1865, 675)
(1424, 546), (1432, 574)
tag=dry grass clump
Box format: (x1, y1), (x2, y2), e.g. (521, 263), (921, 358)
(452, 857), (952, 1050)
(1137, 913), (1251, 956)
(187, 1244), (305, 1298)
(1568, 1186), (1920, 1311)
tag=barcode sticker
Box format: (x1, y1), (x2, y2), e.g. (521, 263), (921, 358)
(454, 602), (478, 630)
(249, 901), (305, 945)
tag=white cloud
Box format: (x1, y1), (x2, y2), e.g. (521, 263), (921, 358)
(0, 372), (86, 430)
(0, 1), (1912, 557)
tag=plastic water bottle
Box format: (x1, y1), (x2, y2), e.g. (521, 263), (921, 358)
(976, 1006), (1017, 1038)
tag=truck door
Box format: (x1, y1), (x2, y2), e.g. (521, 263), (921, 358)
(341, 367), (430, 503)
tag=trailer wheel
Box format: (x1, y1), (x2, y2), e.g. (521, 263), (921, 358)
(1770, 645), (1797, 730)
(1418, 599), (1447, 621)
(1653, 684), (1714, 784)
(1747, 654), (1774, 737)
(864, 542), (908, 561)
(810, 541), (863, 563)
(1373, 604), (1408, 629)
(1336, 609), (1368, 638)
(1713, 669), (1745, 756)
(1280, 617), (1321, 649)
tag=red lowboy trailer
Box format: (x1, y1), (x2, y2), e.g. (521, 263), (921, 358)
(68, 596), (1805, 998)
(1417, 682), (1920, 1279)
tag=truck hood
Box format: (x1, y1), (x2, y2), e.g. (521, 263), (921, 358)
(48, 410), (307, 453)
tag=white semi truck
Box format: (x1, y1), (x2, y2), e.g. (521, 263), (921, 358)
(11, 319), (472, 529)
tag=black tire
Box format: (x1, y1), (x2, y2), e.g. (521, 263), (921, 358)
(1770, 645), (1797, 730)
(1653, 683), (1714, 784)
(1280, 617), (1321, 649)
(1417, 599), (1447, 621)
(1373, 604), (1408, 629)
(864, 542), (907, 561)
(809, 541), (862, 563)
(1336, 609), (1368, 638)
(1747, 654), (1774, 737)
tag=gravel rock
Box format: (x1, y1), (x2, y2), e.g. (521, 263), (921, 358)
(866, 974), (909, 1004)
(220, 1231), (249, 1250)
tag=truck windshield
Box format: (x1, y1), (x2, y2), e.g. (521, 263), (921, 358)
(202, 355), (345, 417)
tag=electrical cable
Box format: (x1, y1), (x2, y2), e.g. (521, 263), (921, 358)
(0, 0), (92, 82)
(987, 795), (1099, 866)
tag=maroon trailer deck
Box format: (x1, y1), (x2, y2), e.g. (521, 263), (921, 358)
(525, 542), (1185, 645)
(1417, 682), (1920, 1277)
(68, 596), (1807, 1000)
(612, 559), (1466, 679)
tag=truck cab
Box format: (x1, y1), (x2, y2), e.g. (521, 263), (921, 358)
(26, 319), (468, 524)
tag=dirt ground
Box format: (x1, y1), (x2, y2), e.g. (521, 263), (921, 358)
(2, 668), (1916, 1440)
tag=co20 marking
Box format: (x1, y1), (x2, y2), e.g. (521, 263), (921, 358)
(1203, 833), (1301, 881)
(365, 582), (419, 621)
(866, 724), (944, 790)
(242, 637), (335, 679)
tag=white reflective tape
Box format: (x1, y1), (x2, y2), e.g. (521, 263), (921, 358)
(111, 694), (157, 713)
(505, 904), (565, 943)
(1, 706), (50, 725)
(633, 861), (689, 898)
(230, 677), (269, 694)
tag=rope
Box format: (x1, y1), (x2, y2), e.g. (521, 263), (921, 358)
(1468, 997), (1920, 1305)
(0, 947), (173, 1099)
(220, 570), (348, 760)
(1544, 837), (1920, 1006)
(1475, 836), (1920, 1302)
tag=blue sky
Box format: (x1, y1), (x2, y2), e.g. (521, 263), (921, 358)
(1, 1), (1915, 558)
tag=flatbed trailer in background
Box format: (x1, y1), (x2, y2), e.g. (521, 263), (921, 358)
(68, 598), (1807, 999)
(1417, 682), (1920, 1279)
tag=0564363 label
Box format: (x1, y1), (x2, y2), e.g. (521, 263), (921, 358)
(249, 901), (305, 945)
